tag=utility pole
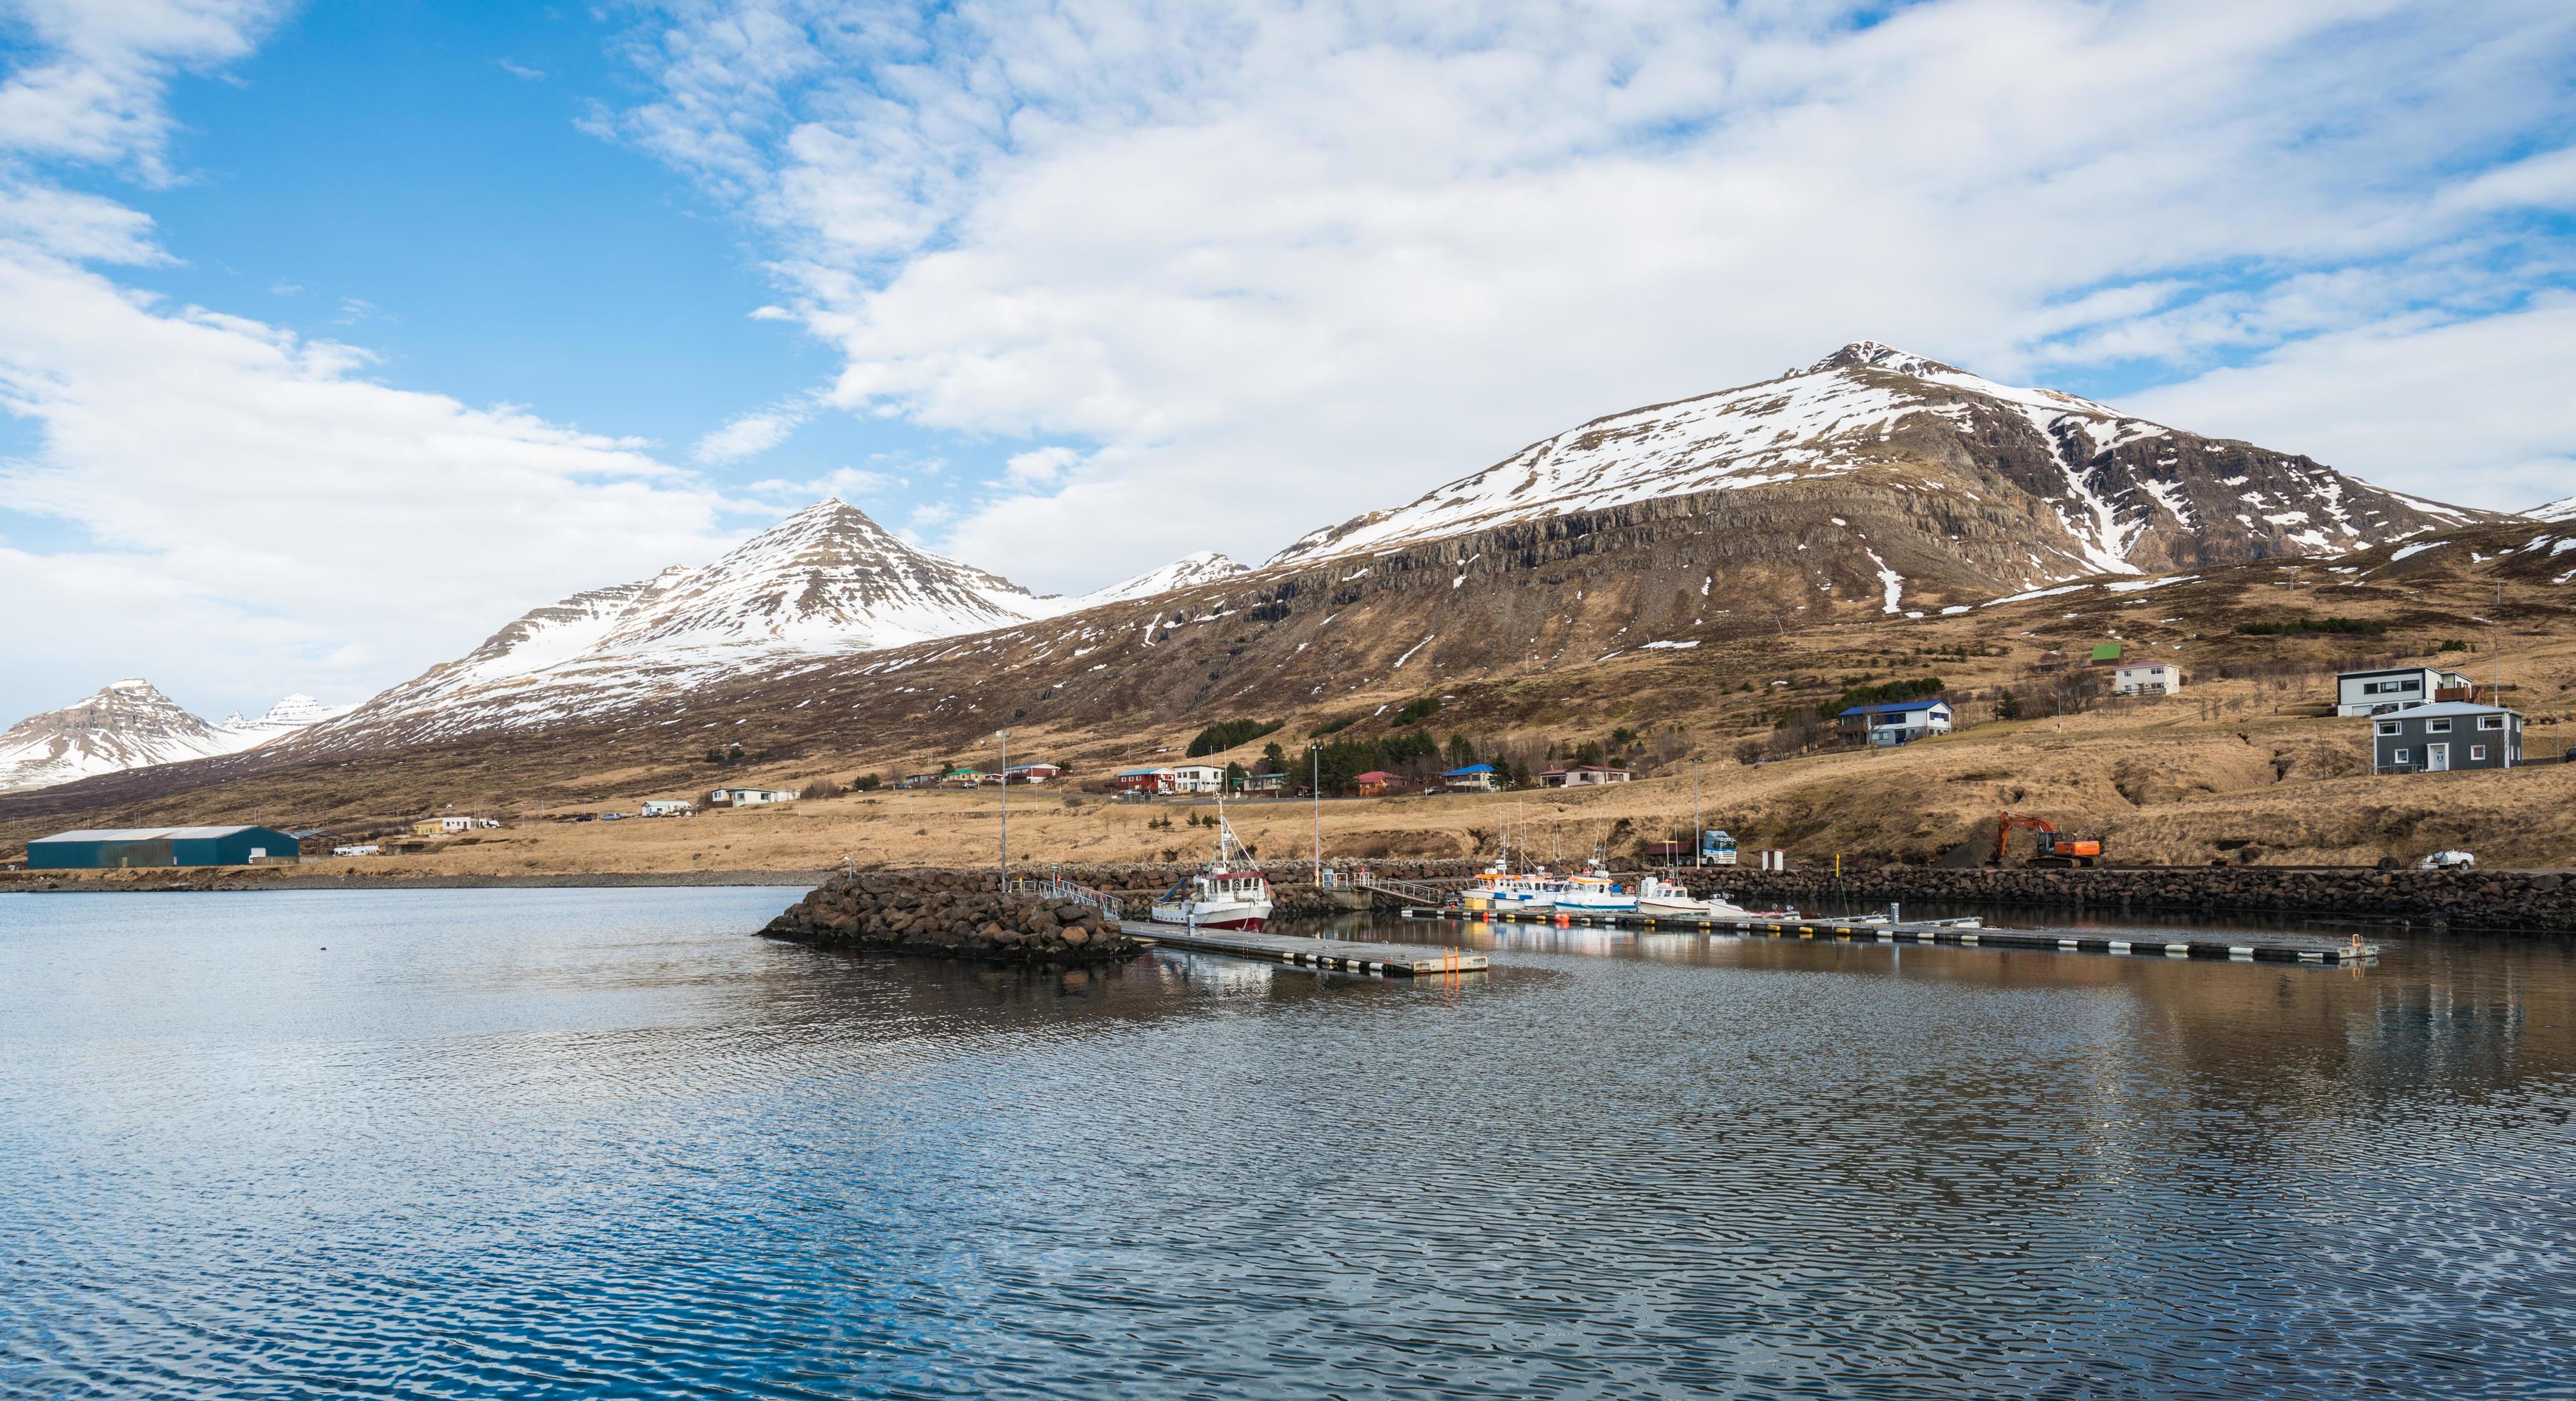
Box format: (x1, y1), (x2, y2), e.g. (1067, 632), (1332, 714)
(1310, 743), (1322, 883)
(995, 729), (1010, 891)
(1691, 758), (1702, 867)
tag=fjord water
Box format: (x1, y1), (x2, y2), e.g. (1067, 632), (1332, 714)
(5, 889), (2574, 1398)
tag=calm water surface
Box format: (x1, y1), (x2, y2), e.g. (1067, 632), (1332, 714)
(4, 887), (2575, 1398)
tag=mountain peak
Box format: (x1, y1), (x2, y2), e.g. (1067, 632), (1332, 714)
(1807, 341), (1962, 378)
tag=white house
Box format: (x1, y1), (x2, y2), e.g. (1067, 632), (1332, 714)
(2113, 661), (2183, 696)
(1538, 765), (1634, 787)
(2336, 666), (2473, 717)
(640, 799), (696, 818)
(1836, 698), (1955, 746)
(707, 786), (799, 807)
(1165, 763), (1225, 794)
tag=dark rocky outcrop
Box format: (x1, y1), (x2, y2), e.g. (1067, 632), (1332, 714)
(764, 869), (1146, 964)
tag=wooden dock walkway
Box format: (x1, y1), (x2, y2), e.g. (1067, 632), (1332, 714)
(1115, 921), (1486, 977)
(1406, 907), (2379, 965)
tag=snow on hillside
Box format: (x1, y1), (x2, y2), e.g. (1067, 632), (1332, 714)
(0, 679), (348, 793)
(2530, 495), (2576, 523)
(1071, 552), (1247, 609)
(1268, 340), (2467, 578)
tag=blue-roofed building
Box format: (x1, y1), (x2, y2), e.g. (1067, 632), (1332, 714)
(1837, 698), (1953, 746)
(1441, 762), (1500, 791)
(28, 826), (301, 869)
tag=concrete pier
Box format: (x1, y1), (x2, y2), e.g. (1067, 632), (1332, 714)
(1115, 920), (1486, 976)
(1412, 906), (2379, 965)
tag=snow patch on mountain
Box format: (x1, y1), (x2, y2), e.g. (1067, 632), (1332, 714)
(2530, 495), (2576, 523)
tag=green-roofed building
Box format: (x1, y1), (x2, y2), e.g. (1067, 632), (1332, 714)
(2090, 643), (2123, 664)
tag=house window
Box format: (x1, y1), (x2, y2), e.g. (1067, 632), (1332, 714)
(2391, 748), (2410, 764)
(2478, 715), (2505, 731)
(2427, 719), (2451, 733)
(2376, 721), (2400, 736)
(2471, 746), (2487, 761)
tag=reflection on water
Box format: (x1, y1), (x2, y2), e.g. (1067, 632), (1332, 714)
(4, 887), (2574, 1398)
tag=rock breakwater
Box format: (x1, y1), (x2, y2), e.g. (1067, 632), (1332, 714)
(764, 870), (1146, 964)
(1679, 866), (2574, 934)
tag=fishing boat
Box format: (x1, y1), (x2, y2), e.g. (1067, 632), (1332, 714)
(1636, 876), (1796, 920)
(1149, 807), (1273, 930)
(1460, 859), (1565, 914)
(1555, 859), (1639, 914)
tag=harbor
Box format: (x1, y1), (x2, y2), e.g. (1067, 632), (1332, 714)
(1113, 919), (1487, 976)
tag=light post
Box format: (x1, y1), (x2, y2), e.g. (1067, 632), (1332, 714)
(995, 729), (1010, 890)
(1691, 758), (1702, 867)
(1310, 743), (1322, 883)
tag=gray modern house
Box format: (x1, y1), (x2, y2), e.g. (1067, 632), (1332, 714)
(2372, 703), (2522, 774)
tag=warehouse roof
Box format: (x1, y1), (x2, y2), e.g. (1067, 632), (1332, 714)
(34, 826), (276, 842)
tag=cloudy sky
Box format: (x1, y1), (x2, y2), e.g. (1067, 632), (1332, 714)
(1, 0), (2572, 721)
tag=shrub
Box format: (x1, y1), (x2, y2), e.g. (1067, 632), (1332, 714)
(1187, 718), (1281, 757)
(1391, 695), (1441, 726)
(2234, 617), (2384, 637)
(802, 777), (847, 801)
(1308, 715), (1357, 738)
(853, 773), (884, 792)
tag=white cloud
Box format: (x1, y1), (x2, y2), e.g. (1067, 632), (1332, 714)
(691, 407), (803, 462)
(496, 57), (545, 81)
(0, 248), (743, 714)
(0, 0), (290, 178)
(609, 0), (2576, 588)
(2126, 299), (2576, 514)
(1003, 444), (1083, 485)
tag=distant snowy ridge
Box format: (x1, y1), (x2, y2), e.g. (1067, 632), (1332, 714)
(1071, 551), (1247, 609)
(297, 502), (1248, 746)
(0, 679), (350, 793)
(2530, 495), (2576, 523)
(1268, 340), (2473, 581)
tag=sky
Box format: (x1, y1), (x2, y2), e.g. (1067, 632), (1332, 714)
(1, 0), (2572, 723)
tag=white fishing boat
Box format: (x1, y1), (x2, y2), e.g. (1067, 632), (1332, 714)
(1555, 860), (1639, 914)
(1148, 807), (1273, 931)
(1460, 859), (1564, 914)
(1636, 876), (1796, 920)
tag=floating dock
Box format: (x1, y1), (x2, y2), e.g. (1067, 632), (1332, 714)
(1406, 907), (2378, 965)
(1116, 921), (1486, 976)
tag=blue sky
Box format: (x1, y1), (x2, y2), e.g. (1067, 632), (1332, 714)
(1, 0), (2572, 723)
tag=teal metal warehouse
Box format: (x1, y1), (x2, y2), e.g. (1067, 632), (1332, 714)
(27, 826), (300, 869)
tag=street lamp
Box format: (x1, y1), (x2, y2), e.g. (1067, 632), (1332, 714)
(1309, 743), (1323, 883)
(1691, 758), (1702, 868)
(995, 729), (1010, 890)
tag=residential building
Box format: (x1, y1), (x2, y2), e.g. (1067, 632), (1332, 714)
(1835, 698), (1954, 746)
(1240, 771), (1287, 795)
(29, 826), (300, 869)
(1538, 765), (1634, 787)
(1440, 763), (1501, 791)
(640, 799), (696, 818)
(410, 815), (477, 836)
(1002, 763), (1062, 785)
(1354, 769), (1399, 796)
(897, 772), (942, 788)
(940, 768), (984, 788)
(1167, 763), (1225, 794)
(2112, 662), (2183, 696)
(1116, 766), (1172, 793)
(2336, 666), (2474, 717)
(2089, 643), (2123, 666)
(707, 786), (799, 806)
(2372, 703), (2522, 773)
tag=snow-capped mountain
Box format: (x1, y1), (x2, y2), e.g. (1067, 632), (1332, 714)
(300, 500), (1068, 746)
(2529, 495), (2576, 523)
(1072, 551), (1247, 609)
(1271, 341), (2476, 583)
(0, 679), (347, 793)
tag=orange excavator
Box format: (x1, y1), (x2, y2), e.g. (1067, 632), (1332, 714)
(1993, 811), (2103, 868)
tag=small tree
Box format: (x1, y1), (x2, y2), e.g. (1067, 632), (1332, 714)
(1446, 733), (1476, 768)
(1225, 761), (1248, 792)
(1259, 741), (1286, 774)
(1995, 688), (2023, 721)
(854, 773), (884, 792)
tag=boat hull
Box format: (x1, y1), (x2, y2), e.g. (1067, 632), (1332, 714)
(1149, 902), (1272, 931)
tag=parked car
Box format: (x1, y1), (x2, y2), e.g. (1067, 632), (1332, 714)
(2417, 850), (2477, 870)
